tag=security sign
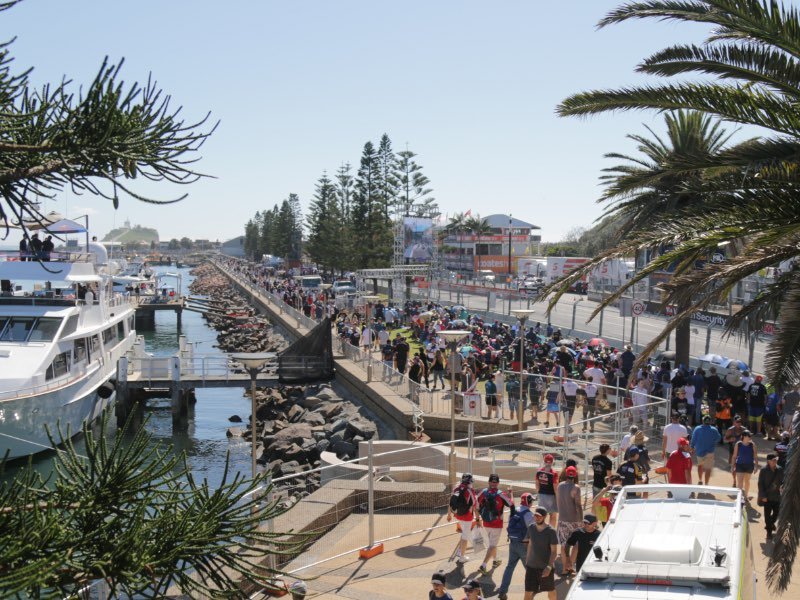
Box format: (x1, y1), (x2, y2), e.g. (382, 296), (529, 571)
(632, 300), (645, 317)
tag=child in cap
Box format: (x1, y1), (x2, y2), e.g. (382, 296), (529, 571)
(461, 578), (484, 600)
(430, 572), (453, 600)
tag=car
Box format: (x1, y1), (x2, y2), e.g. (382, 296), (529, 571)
(332, 280), (357, 294)
(519, 277), (544, 294)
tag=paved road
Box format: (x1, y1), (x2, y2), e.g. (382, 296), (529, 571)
(418, 285), (768, 373)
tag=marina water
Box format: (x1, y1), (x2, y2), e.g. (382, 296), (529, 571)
(2, 266), (253, 487)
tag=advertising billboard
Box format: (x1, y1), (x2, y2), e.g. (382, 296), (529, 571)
(403, 217), (434, 263)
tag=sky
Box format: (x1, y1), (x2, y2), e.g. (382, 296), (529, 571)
(3, 0), (734, 244)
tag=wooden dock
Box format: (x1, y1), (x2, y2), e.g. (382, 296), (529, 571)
(133, 296), (184, 328)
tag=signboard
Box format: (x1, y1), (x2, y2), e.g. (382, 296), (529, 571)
(374, 465), (390, 476)
(475, 448), (490, 458)
(632, 300), (645, 317)
(402, 217), (434, 263)
(473, 255), (517, 273)
(619, 297), (632, 317)
(462, 392), (482, 416)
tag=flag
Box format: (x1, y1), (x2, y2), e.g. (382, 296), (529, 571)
(465, 209), (472, 217)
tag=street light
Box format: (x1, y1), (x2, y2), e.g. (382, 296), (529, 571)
(571, 297), (584, 333)
(438, 329), (470, 482)
(510, 309), (536, 432)
(231, 352), (276, 479)
(507, 214), (513, 282)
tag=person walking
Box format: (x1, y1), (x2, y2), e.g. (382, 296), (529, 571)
(522, 507), (558, 600)
(496, 492), (535, 600)
(662, 411), (689, 461)
(590, 444), (613, 497)
(476, 474), (514, 575)
(666, 437), (693, 485)
(447, 473), (481, 564)
(757, 453), (784, 541)
(690, 415), (722, 484)
(731, 430), (759, 500)
(564, 514), (601, 574)
(431, 349), (446, 390)
(534, 454), (559, 527)
(556, 466), (584, 577)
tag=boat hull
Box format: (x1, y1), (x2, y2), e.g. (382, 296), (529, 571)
(0, 377), (116, 460)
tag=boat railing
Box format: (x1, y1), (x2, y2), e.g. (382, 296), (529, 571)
(0, 362), (92, 401)
(0, 250), (98, 263)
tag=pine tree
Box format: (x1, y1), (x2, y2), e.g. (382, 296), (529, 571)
(334, 163), (354, 272)
(306, 172), (342, 272)
(376, 133), (399, 218)
(351, 141), (386, 269)
(395, 148), (437, 217)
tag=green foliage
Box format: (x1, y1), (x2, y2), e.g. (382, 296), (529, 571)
(0, 1), (215, 235)
(306, 171), (344, 271)
(396, 149), (436, 217)
(102, 226), (159, 244)
(553, 2), (800, 588)
(0, 413), (305, 598)
(179, 237), (193, 250)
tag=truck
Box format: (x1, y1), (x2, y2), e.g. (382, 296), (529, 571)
(516, 257), (547, 278)
(546, 257), (591, 285)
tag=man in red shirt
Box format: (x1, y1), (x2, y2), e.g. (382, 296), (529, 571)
(666, 437), (694, 485)
(476, 473), (515, 575)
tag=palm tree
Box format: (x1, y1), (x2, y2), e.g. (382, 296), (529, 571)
(599, 111), (735, 368)
(444, 212), (468, 276)
(464, 215), (494, 274)
(552, 1), (800, 590)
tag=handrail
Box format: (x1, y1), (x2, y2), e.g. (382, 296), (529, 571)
(0, 362), (93, 402)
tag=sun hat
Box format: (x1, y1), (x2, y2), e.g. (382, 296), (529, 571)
(634, 431), (648, 444)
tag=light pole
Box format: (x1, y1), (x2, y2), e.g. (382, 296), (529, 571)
(507, 214), (513, 283)
(439, 329), (470, 482)
(510, 309), (535, 432)
(231, 352), (276, 479)
(571, 298), (584, 333)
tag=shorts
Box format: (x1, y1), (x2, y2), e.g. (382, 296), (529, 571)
(546, 402), (560, 413)
(525, 567), (555, 593)
(457, 518), (474, 540)
(748, 407), (764, 419)
(735, 463), (754, 474)
(538, 493), (557, 514)
(485, 395), (498, 407)
(557, 520), (583, 545)
(484, 526), (502, 548)
(765, 412), (780, 426)
(698, 453), (715, 471)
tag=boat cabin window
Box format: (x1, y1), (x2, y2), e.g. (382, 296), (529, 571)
(102, 326), (118, 345)
(28, 317), (62, 342)
(61, 315), (79, 337)
(0, 317), (36, 342)
(46, 351), (72, 380)
(74, 338), (87, 362)
(89, 335), (101, 355)
(117, 321), (125, 340)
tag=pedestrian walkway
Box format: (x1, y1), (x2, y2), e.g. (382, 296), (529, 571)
(273, 461), (800, 599)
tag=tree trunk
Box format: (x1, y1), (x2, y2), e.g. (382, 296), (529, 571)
(674, 298), (692, 368)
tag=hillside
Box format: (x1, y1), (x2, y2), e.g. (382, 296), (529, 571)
(103, 226), (159, 244)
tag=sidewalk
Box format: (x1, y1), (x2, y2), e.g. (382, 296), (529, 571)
(278, 461), (800, 600)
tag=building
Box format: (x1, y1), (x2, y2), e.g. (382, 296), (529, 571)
(220, 236), (246, 258)
(440, 214), (541, 275)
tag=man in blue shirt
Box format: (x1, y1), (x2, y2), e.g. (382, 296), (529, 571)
(691, 415), (722, 484)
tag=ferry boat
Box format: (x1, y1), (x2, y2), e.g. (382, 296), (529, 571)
(0, 250), (136, 459)
(566, 484), (756, 599)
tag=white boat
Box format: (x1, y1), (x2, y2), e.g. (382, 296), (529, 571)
(566, 484), (756, 599)
(0, 250), (136, 459)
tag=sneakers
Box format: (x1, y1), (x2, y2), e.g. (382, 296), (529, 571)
(492, 559), (503, 568)
(456, 555), (469, 565)
(478, 564), (489, 575)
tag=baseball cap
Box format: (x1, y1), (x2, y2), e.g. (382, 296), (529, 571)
(734, 415), (742, 422)
(544, 453), (554, 463)
(520, 492), (535, 505)
(565, 466), (578, 478)
(461, 473), (473, 484)
(534, 506), (548, 517)
(627, 447), (640, 456)
(583, 514), (598, 524)
(767, 453), (778, 461)
(755, 375), (763, 382)
(462, 579), (481, 591)
(431, 572), (446, 585)
(489, 473), (500, 483)
(678, 437), (689, 447)
(289, 581), (307, 596)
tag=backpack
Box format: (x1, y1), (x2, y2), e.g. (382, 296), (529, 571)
(506, 505), (529, 541)
(479, 489), (500, 522)
(449, 484), (470, 516)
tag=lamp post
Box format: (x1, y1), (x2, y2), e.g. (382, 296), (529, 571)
(438, 329), (470, 482)
(510, 309), (535, 432)
(231, 352), (276, 479)
(571, 298), (584, 333)
(507, 214), (513, 283)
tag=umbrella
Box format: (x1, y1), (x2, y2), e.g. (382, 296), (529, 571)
(452, 305), (466, 311)
(416, 311), (435, 322)
(697, 353), (726, 365)
(588, 337), (607, 347)
(42, 218), (88, 234)
(721, 358), (749, 371)
(557, 339), (574, 346)
(451, 319), (469, 327)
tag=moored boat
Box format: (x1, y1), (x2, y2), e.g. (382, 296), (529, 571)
(0, 249), (136, 459)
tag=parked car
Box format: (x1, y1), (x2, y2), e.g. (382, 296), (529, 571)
(332, 280), (357, 294)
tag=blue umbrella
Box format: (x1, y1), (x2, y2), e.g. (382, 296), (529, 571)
(721, 358), (749, 371)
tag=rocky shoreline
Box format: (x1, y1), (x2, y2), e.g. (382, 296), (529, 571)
(189, 263), (379, 502)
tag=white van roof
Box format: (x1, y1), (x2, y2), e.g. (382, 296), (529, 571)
(566, 484), (749, 600)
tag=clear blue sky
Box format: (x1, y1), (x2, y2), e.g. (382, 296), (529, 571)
(5, 0), (724, 244)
